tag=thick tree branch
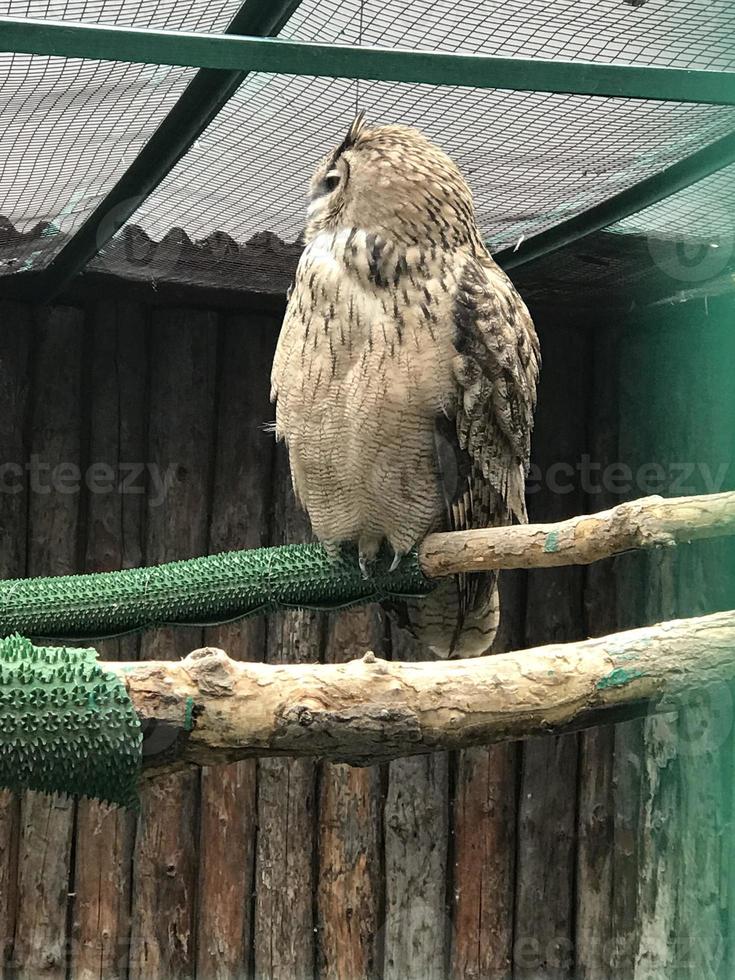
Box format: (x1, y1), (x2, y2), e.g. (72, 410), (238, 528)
(107, 608), (735, 771)
(419, 490), (735, 576)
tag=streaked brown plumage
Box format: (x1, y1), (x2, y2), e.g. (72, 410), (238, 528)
(271, 114), (540, 657)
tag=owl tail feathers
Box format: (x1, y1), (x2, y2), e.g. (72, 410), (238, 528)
(385, 572), (500, 659)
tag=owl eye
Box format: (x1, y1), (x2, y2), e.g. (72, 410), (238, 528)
(324, 170), (341, 192)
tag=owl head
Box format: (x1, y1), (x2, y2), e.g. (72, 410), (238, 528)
(305, 113), (483, 250)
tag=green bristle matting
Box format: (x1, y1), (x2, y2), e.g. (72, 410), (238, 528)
(0, 635), (142, 806)
(0, 544), (435, 641)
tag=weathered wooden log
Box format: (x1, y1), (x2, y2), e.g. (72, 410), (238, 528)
(253, 446), (322, 980)
(108, 608), (735, 771)
(129, 308), (218, 980)
(14, 308), (82, 980)
(198, 314), (276, 980)
(0, 302), (31, 974)
(72, 301), (144, 980)
(419, 490), (735, 576)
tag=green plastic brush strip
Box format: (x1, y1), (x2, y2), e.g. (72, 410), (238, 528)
(0, 634), (141, 806)
(0, 543), (434, 641)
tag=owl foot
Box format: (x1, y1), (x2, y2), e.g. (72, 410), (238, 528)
(357, 536), (381, 579)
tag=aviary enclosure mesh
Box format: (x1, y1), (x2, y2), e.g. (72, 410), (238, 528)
(0, 0), (734, 286)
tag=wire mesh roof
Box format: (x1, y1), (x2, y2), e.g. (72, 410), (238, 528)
(614, 160), (735, 239)
(0, 0), (244, 276)
(1, 0), (734, 291)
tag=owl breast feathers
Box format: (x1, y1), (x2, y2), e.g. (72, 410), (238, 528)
(271, 115), (540, 657)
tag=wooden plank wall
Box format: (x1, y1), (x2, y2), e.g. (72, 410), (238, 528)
(0, 291), (732, 980)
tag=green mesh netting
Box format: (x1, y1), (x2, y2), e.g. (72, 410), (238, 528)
(0, 634), (141, 806)
(0, 544), (433, 640)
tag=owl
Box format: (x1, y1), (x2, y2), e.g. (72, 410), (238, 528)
(271, 114), (540, 657)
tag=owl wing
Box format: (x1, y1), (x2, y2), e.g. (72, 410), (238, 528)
(447, 251), (540, 535)
(422, 252), (538, 653)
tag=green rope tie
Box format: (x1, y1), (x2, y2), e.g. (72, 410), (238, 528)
(0, 635), (141, 806)
(0, 544), (435, 641)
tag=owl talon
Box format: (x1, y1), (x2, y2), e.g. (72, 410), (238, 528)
(388, 550), (403, 573)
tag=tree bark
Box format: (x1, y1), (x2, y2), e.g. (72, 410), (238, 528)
(514, 322), (587, 980)
(107, 608), (735, 769)
(128, 308), (217, 980)
(449, 572), (524, 980)
(317, 607), (384, 980)
(419, 490), (735, 576)
(71, 298), (145, 980)
(383, 626), (449, 980)
(252, 447), (322, 980)
(13, 306), (83, 979)
(0, 301), (31, 979)
(575, 322), (618, 980)
(196, 311), (275, 980)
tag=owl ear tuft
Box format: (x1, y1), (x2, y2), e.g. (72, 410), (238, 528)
(331, 111), (368, 161)
(345, 110), (368, 146)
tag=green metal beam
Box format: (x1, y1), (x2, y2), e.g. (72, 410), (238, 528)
(18, 0), (302, 301)
(2, 16), (735, 107)
(495, 129), (735, 270)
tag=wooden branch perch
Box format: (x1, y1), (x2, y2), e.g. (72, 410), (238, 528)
(419, 490), (735, 575)
(0, 492), (731, 642)
(107, 608), (735, 771)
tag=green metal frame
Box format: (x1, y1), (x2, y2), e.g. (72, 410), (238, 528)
(15, 0), (302, 302)
(497, 130), (735, 269)
(2, 16), (734, 106)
